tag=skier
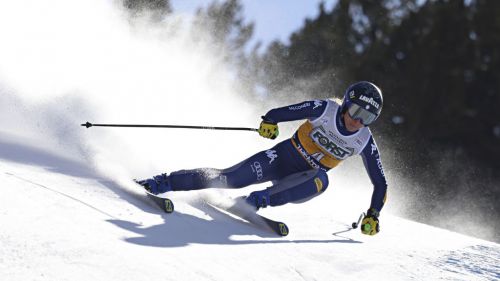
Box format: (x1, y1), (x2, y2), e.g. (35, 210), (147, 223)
(138, 81), (387, 236)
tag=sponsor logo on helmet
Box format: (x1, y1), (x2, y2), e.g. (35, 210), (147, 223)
(359, 95), (380, 109)
(349, 90), (355, 98)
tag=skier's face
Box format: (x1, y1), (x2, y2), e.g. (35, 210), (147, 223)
(343, 112), (365, 132)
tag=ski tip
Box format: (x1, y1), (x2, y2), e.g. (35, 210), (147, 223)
(277, 222), (289, 236)
(163, 198), (174, 213)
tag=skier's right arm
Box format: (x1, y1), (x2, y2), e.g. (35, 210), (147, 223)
(259, 100), (327, 139)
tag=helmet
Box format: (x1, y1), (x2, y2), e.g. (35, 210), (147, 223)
(340, 81), (383, 126)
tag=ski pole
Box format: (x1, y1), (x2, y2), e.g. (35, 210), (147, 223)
(332, 212), (366, 236)
(81, 122), (258, 132)
(351, 212), (366, 229)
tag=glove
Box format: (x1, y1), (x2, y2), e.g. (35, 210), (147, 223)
(258, 117), (279, 139)
(361, 208), (380, 236)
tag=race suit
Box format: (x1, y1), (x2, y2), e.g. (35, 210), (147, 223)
(168, 100), (388, 213)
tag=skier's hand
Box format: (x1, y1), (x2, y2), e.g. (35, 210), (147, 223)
(258, 117), (279, 139)
(361, 208), (380, 236)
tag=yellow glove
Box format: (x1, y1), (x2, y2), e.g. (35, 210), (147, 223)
(258, 119), (279, 139)
(361, 208), (380, 236)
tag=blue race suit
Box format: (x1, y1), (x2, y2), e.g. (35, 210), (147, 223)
(168, 100), (388, 213)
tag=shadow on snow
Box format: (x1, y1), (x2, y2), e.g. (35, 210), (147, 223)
(0, 138), (361, 247)
(106, 201), (362, 248)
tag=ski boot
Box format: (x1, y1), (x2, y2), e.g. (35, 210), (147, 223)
(245, 189), (271, 210)
(136, 173), (172, 195)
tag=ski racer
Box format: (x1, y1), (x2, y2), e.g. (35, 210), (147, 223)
(138, 81), (388, 236)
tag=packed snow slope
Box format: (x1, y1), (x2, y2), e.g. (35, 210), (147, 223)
(0, 1), (499, 280)
(0, 137), (499, 281)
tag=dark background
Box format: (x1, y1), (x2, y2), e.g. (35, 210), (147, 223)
(125, 0), (500, 242)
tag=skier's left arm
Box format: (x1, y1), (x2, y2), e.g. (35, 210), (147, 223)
(359, 136), (388, 235)
(258, 100), (327, 139)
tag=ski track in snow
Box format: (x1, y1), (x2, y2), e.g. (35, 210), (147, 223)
(1, 139), (500, 281)
(5, 172), (119, 220)
(432, 245), (500, 280)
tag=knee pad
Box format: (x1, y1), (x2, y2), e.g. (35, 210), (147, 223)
(313, 170), (329, 193)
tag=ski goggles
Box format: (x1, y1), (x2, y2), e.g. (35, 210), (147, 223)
(347, 103), (378, 125)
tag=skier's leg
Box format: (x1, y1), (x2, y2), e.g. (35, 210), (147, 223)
(168, 153), (282, 191)
(168, 140), (306, 191)
(246, 169), (329, 208)
(135, 173), (171, 194)
(139, 158), (269, 194)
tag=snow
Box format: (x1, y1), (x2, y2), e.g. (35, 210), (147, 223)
(1, 141), (499, 281)
(0, 1), (499, 280)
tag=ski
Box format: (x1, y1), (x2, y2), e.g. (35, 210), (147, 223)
(134, 180), (174, 214)
(206, 197), (289, 237)
(145, 192), (174, 213)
